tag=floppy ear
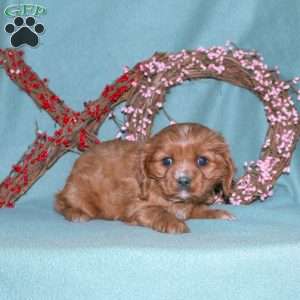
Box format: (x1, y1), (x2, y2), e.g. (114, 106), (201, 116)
(138, 142), (166, 200)
(221, 153), (235, 196)
(143, 142), (167, 179)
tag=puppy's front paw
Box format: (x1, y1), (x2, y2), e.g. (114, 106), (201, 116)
(211, 209), (236, 220)
(128, 205), (190, 234)
(153, 214), (190, 234)
(190, 206), (235, 220)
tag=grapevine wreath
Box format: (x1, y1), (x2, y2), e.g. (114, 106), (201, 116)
(0, 43), (300, 208)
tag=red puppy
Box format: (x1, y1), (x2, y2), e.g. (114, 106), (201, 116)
(55, 123), (235, 233)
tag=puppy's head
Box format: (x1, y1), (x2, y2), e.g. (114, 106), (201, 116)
(144, 123), (235, 204)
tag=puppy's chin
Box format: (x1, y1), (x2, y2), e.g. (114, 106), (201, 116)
(170, 190), (191, 203)
(166, 188), (216, 205)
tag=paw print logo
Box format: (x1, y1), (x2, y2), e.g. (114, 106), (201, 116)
(5, 16), (44, 47)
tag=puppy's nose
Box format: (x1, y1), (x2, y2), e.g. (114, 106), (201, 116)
(177, 176), (191, 188)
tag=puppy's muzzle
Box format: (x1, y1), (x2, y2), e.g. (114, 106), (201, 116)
(177, 176), (191, 190)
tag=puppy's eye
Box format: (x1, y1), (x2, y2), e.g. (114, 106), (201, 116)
(197, 156), (208, 167)
(162, 157), (173, 167)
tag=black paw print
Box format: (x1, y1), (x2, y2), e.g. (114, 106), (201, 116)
(5, 16), (44, 47)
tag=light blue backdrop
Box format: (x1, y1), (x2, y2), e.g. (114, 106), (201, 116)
(0, 1), (300, 299)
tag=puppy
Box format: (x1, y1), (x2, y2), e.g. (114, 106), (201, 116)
(55, 123), (235, 233)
